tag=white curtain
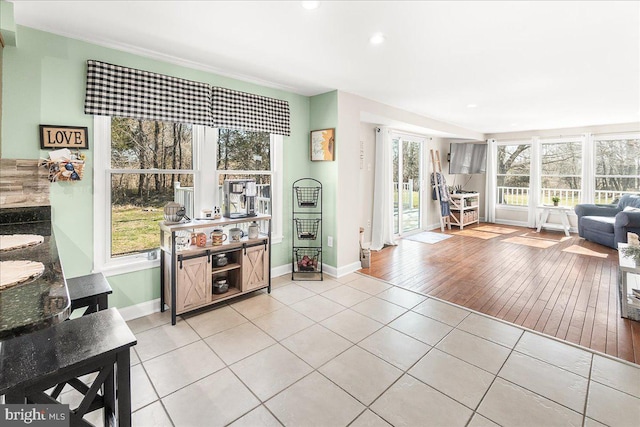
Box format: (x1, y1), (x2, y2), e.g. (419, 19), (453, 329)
(581, 133), (594, 204)
(371, 127), (397, 250)
(528, 137), (541, 228)
(485, 139), (498, 223)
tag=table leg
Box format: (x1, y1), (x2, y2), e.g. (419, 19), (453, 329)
(537, 209), (549, 232)
(103, 364), (116, 427)
(116, 349), (132, 427)
(620, 269), (628, 318)
(560, 210), (571, 237)
(98, 294), (109, 311)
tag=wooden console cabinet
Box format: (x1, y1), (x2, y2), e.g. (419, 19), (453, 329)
(160, 214), (271, 325)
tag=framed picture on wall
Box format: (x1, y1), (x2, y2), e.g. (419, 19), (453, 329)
(310, 128), (335, 161)
(40, 125), (89, 149)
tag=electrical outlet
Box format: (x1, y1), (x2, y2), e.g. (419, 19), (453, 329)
(327, 236), (333, 247)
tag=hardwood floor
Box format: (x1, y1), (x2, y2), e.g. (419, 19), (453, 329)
(359, 223), (640, 365)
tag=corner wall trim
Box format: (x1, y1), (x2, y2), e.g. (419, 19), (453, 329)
(117, 298), (160, 321)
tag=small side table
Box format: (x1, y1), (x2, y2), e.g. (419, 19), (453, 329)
(618, 243), (640, 320)
(536, 205), (572, 237)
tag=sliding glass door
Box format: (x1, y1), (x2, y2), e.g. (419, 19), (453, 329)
(392, 134), (423, 235)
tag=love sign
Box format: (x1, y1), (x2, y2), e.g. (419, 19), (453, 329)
(40, 125), (89, 149)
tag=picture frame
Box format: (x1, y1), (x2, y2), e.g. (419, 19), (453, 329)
(310, 128), (335, 161)
(40, 125), (89, 149)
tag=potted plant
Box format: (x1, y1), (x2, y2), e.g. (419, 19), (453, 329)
(551, 196), (560, 206)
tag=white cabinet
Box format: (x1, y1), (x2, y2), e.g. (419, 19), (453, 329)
(160, 214), (271, 324)
(449, 193), (480, 229)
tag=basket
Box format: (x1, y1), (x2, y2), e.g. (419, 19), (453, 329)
(294, 219), (321, 240)
(294, 186), (320, 208)
(40, 159), (84, 182)
(294, 248), (321, 272)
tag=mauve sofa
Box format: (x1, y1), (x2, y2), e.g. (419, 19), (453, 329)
(574, 194), (640, 249)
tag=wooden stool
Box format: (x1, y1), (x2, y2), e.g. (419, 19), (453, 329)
(1, 308), (137, 427)
(68, 273), (113, 315)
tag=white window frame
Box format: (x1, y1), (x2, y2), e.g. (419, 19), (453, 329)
(93, 117), (283, 276)
(210, 130), (283, 245)
(495, 141), (532, 210)
(592, 133), (640, 204)
(390, 131), (424, 236)
(539, 136), (583, 206)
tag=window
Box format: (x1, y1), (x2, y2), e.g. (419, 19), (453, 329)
(94, 117), (283, 275)
(216, 129), (272, 216)
(110, 118), (195, 257)
(594, 136), (640, 203)
(496, 144), (531, 206)
(540, 139), (582, 207)
(391, 133), (423, 234)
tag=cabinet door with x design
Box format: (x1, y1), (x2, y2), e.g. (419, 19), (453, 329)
(242, 244), (268, 292)
(176, 255), (211, 312)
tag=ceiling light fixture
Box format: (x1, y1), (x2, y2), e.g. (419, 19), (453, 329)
(301, 1), (319, 10)
(466, 104), (477, 108)
(369, 32), (385, 45)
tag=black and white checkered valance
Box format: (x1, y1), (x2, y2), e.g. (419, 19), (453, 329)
(84, 60), (212, 126)
(84, 60), (291, 135)
(211, 87), (290, 136)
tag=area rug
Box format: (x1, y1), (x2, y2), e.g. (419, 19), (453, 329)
(403, 232), (453, 244)
(474, 225), (519, 235)
(502, 236), (558, 249)
(452, 229), (501, 240)
(561, 245), (609, 258)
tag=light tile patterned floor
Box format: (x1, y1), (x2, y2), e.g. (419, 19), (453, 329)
(74, 273), (640, 426)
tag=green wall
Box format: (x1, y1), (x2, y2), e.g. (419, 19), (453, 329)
(308, 91), (338, 267)
(2, 25), (322, 309)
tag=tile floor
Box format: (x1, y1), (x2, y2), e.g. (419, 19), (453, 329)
(71, 273), (640, 426)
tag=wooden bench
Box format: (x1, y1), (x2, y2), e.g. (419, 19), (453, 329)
(1, 308), (137, 427)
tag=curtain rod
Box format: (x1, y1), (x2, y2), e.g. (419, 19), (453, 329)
(387, 128), (433, 141)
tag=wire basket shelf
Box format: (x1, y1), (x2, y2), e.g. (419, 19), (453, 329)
(294, 186), (320, 208)
(293, 248), (321, 272)
(294, 218), (321, 240)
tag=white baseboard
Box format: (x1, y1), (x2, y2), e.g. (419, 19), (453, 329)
(272, 261), (360, 279)
(494, 219), (529, 227)
(118, 298), (160, 321)
(271, 263), (292, 278)
(119, 261), (357, 321)
(335, 261), (362, 277)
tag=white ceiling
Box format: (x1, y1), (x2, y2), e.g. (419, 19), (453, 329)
(9, 0), (640, 134)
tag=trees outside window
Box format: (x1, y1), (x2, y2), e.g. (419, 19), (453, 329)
(497, 144), (531, 206)
(216, 129), (273, 215)
(594, 137), (640, 203)
(110, 118), (194, 257)
(540, 140), (582, 206)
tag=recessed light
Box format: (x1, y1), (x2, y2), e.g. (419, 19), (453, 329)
(369, 32), (385, 45)
(466, 104), (477, 108)
(302, 1), (319, 10)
